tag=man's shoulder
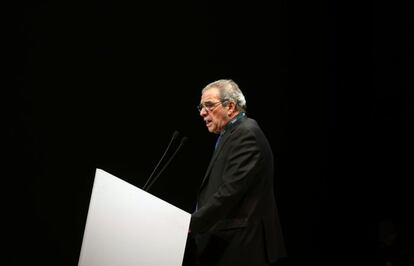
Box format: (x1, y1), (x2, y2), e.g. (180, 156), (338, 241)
(238, 117), (261, 131)
(228, 118), (264, 141)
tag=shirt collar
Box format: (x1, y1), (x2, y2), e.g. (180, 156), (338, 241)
(221, 112), (246, 135)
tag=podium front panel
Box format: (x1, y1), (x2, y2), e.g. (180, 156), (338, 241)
(78, 169), (191, 266)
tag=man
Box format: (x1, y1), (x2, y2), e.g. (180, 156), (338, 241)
(189, 79), (287, 265)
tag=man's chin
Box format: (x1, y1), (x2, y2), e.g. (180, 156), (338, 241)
(207, 127), (216, 133)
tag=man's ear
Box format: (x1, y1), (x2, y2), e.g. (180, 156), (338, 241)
(227, 101), (237, 116)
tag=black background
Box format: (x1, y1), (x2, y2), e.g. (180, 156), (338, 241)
(6, 1), (413, 265)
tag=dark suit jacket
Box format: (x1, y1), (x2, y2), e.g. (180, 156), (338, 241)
(190, 116), (287, 266)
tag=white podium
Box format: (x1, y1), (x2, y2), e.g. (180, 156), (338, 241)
(78, 169), (191, 266)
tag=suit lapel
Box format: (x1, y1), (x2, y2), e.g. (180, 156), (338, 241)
(198, 115), (247, 191)
(199, 130), (232, 190)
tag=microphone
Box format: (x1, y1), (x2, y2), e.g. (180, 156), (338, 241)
(142, 131), (180, 191)
(144, 135), (188, 192)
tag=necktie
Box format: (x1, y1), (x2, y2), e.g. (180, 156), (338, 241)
(215, 134), (222, 150)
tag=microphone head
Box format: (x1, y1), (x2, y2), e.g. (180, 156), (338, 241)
(172, 130), (180, 139)
(180, 136), (188, 144)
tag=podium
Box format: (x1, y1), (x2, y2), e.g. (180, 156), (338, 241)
(78, 169), (191, 266)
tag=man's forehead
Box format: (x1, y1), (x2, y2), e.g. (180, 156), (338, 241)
(201, 88), (220, 100)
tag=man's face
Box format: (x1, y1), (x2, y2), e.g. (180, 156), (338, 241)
(199, 88), (230, 134)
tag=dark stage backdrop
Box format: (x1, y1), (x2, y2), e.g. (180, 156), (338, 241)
(6, 1), (413, 266)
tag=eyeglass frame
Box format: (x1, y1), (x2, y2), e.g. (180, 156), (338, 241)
(197, 100), (229, 112)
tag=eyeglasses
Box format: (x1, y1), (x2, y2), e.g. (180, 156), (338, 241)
(197, 100), (227, 112)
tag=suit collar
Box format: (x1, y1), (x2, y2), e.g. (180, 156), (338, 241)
(221, 112), (246, 135)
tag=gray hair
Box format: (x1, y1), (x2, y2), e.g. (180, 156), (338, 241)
(202, 79), (247, 112)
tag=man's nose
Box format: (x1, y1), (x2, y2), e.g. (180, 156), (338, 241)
(200, 108), (207, 117)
